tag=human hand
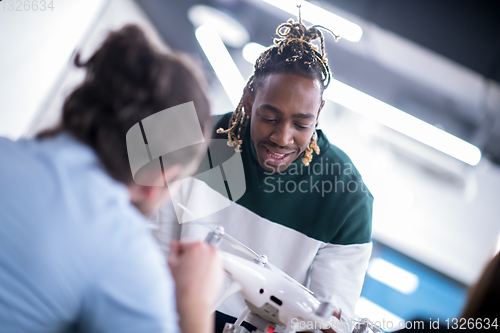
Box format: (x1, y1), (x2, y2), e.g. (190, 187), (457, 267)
(321, 307), (343, 333)
(167, 240), (224, 333)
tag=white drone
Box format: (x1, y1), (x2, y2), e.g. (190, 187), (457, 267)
(204, 227), (382, 333)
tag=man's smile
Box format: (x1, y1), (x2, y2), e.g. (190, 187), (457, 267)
(260, 143), (296, 167)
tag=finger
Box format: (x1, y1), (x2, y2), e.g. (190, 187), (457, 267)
(332, 308), (342, 320)
(179, 241), (205, 256)
(167, 241), (181, 267)
(169, 240), (180, 253)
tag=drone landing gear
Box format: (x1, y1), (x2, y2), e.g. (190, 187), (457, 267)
(222, 323), (253, 333)
(222, 308), (276, 333)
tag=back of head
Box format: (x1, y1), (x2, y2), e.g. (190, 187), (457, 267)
(39, 24), (211, 184)
(461, 252), (500, 320)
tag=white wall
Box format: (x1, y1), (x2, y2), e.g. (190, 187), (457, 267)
(0, 0), (107, 140)
(24, 0), (167, 137)
(0, 0), (166, 139)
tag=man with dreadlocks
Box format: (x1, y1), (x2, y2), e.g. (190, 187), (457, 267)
(152, 14), (373, 332)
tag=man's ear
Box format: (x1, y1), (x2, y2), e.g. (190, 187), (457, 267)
(128, 164), (182, 201)
(242, 86), (254, 118)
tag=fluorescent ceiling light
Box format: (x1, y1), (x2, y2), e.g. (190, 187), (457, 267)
(325, 81), (482, 166)
(241, 42), (482, 166)
(242, 42), (267, 64)
(188, 5), (249, 48)
(195, 24), (246, 108)
(261, 0), (363, 42)
(355, 297), (405, 332)
(367, 258), (419, 295)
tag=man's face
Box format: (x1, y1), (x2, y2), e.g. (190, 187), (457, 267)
(244, 72), (324, 173)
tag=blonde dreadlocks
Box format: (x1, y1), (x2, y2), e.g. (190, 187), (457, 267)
(217, 8), (340, 165)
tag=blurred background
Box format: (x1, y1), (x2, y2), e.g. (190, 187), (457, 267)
(1, 0), (500, 327)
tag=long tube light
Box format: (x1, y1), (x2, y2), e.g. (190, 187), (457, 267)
(188, 5), (250, 48)
(261, 0), (363, 42)
(195, 24), (246, 108)
(367, 258), (419, 295)
(325, 81), (482, 166)
(242, 42), (482, 166)
(355, 297), (404, 332)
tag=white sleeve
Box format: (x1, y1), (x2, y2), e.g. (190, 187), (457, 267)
(308, 242), (372, 319)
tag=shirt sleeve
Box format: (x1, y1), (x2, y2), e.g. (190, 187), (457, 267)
(308, 194), (374, 319)
(308, 242), (372, 319)
(78, 223), (180, 333)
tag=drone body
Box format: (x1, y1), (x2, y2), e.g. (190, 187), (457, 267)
(207, 227), (342, 333)
(220, 251), (329, 332)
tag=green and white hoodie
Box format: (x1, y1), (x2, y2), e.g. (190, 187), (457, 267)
(151, 113), (373, 319)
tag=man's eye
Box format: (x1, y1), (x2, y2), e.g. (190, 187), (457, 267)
(295, 124), (310, 129)
(262, 117), (276, 123)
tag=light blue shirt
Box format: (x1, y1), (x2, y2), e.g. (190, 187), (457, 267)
(0, 133), (180, 333)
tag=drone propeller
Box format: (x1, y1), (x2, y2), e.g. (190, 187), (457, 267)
(223, 231), (263, 262)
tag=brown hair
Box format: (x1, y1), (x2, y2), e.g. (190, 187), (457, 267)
(38, 24), (211, 184)
(461, 252), (500, 320)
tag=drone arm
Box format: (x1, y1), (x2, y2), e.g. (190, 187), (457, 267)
(234, 307), (250, 326)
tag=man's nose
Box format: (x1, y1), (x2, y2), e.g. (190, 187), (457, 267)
(270, 123), (294, 147)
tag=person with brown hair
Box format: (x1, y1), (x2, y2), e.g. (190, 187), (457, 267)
(0, 25), (223, 333)
(461, 251), (500, 322)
